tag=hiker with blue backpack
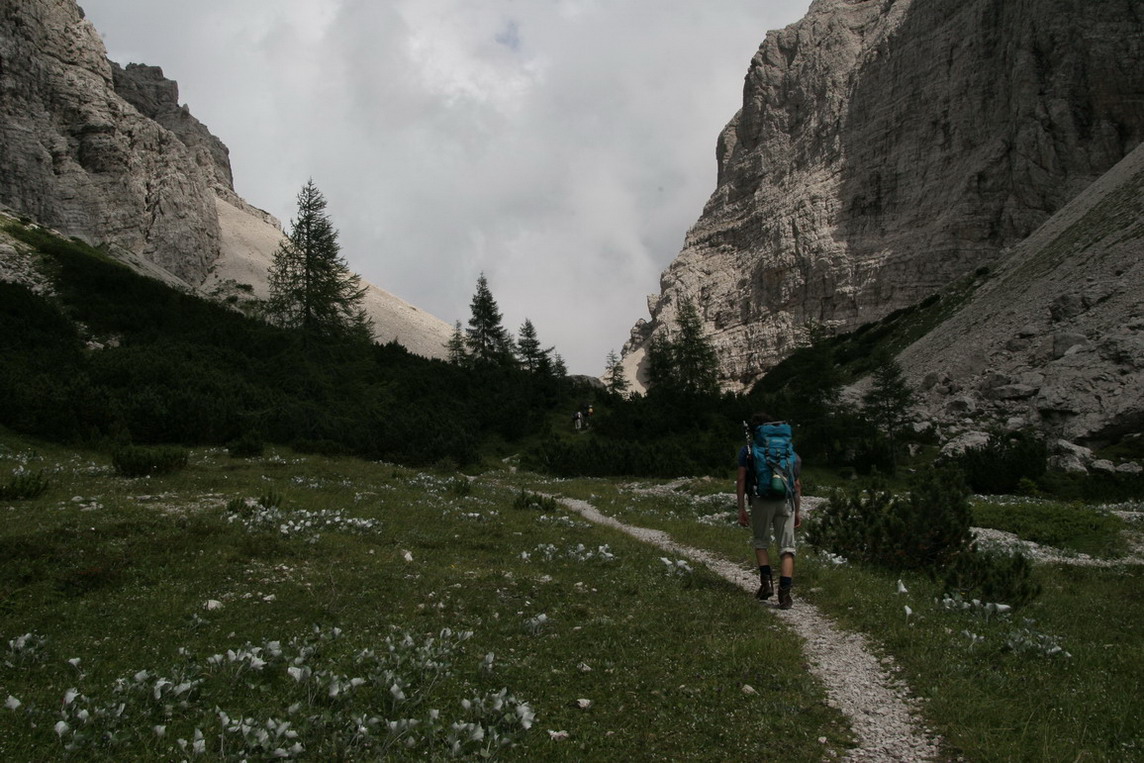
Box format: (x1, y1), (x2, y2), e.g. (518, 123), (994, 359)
(736, 413), (802, 609)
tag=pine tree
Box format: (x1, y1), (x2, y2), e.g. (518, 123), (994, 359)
(604, 349), (630, 395)
(465, 273), (513, 365)
(535, 346), (556, 376)
(800, 323), (844, 415)
(445, 320), (468, 366)
(517, 319), (545, 372)
(552, 352), (568, 378)
(862, 350), (916, 471)
(267, 180), (370, 339)
(644, 297), (719, 395)
(645, 334), (675, 391)
(672, 297), (719, 395)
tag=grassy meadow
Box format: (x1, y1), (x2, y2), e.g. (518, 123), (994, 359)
(0, 431), (849, 761)
(2, 430), (1142, 760)
(552, 476), (1144, 762)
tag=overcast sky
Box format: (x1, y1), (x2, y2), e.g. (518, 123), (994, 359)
(79, 0), (811, 374)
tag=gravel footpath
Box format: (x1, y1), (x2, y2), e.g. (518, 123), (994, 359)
(557, 496), (944, 762)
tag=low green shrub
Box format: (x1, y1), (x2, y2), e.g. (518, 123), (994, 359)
(0, 470), (50, 500)
(943, 548), (1042, 607)
(446, 477), (473, 497)
(226, 431), (265, 458)
(1037, 468), (1144, 502)
(290, 439), (351, 457)
(807, 467), (974, 571)
(258, 489), (283, 509)
(224, 496), (252, 516)
(512, 490), (558, 512)
(951, 431), (1048, 494)
(807, 467), (1041, 605)
(111, 445), (189, 478)
(1097, 432), (1144, 461)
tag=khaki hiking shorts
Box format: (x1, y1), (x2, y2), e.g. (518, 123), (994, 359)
(749, 495), (796, 556)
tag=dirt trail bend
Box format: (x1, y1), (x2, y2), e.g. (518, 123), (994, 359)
(558, 497), (943, 762)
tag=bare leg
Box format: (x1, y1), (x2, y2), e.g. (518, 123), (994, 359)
(780, 551), (794, 579)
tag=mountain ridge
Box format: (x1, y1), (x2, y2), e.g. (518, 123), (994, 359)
(625, 0), (1144, 395)
(0, 0), (453, 359)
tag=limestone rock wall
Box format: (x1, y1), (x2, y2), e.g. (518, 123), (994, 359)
(627, 0), (1144, 391)
(0, 0), (221, 284)
(898, 141), (1144, 444)
(0, 0), (454, 359)
(111, 63), (234, 197)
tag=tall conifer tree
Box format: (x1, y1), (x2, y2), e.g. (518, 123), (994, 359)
(605, 349), (630, 394)
(672, 297), (719, 395)
(645, 297), (719, 395)
(465, 273), (513, 365)
(445, 320), (468, 366)
(267, 180), (370, 339)
(517, 319), (544, 372)
(552, 352), (568, 378)
(863, 350), (916, 470)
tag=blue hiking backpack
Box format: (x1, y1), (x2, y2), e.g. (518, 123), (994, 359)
(750, 422), (798, 500)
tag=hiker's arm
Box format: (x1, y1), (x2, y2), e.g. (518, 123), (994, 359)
(736, 467), (749, 527)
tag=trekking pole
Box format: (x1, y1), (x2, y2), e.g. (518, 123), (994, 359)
(740, 421), (752, 526)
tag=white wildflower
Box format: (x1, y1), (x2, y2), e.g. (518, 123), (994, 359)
(4, 695), (20, 711)
(516, 703), (535, 730)
(896, 579), (908, 594)
(548, 729), (569, 741)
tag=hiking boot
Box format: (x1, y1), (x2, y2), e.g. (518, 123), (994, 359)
(777, 586), (793, 609)
(756, 577), (774, 600)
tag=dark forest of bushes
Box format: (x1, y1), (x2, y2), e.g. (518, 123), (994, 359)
(3, 220), (1141, 503)
(0, 224), (577, 467)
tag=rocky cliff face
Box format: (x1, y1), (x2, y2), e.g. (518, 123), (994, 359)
(626, 0), (1144, 391)
(0, 0), (453, 358)
(0, 0), (221, 284)
(897, 141), (1144, 446)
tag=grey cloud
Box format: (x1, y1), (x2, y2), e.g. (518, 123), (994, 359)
(81, 0), (812, 374)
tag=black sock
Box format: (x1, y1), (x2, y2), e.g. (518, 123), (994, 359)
(779, 576), (792, 590)
(759, 565), (772, 582)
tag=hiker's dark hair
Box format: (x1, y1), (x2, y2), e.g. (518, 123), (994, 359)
(749, 412), (773, 429)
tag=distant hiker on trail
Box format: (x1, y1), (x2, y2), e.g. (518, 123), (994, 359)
(736, 413), (802, 609)
(573, 410), (583, 431)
